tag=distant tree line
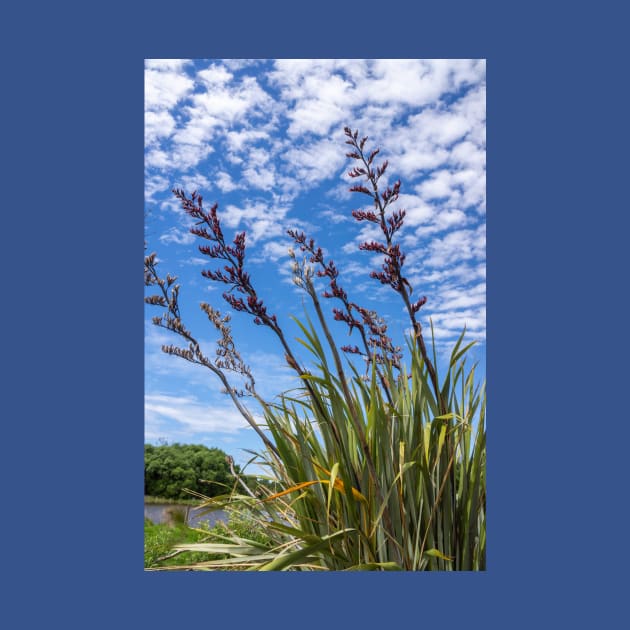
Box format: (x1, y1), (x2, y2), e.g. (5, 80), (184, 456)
(144, 443), (242, 500)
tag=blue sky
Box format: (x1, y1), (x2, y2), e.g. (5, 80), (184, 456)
(144, 59), (486, 472)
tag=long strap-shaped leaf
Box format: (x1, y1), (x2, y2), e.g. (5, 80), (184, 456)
(259, 529), (355, 571)
(262, 477), (367, 504)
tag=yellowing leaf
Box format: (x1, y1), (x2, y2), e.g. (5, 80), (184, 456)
(263, 476), (367, 504)
(424, 548), (453, 562)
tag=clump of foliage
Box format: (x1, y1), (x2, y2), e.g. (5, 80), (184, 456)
(144, 442), (239, 500)
(144, 518), (212, 568)
(145, 510), (271, 570)
(145, 126), (486, 570)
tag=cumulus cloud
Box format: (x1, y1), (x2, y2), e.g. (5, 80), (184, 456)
(145, 174), (170, 201)
(146, 66), (278, 175)
(425, 225), (485, 268)
(216, 170), (238, 192)
(145, 110), (177, 146)
(435, 282), (486, 311)
(145, 393), (252, 436)
(145, 59), (191, 72)
(282, 136), (347, 187)
(269, 59), (484, 127)
(144, 60), (194, 112)
(226, 128), (270, 154)
(220, 200), (288, 244)
(428, 307), (486, 340)
(395, 193), (436, 227)
(191, 76), (269, 123)
(197, 63), (233, 86)
(320, 208), (351, 224)
(342, 222), (383, 253)
(159, 226), (196, 245)
(243, 157), (276, 191)
(145, 57), (487, 430)
(145, 148), (172, 169)
(407, 261), (486, 291)
(282, 72), (355, 137)
(256, 240), (292, 262)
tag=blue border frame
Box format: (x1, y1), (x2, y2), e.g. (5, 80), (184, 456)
(5, 1), (627, 628)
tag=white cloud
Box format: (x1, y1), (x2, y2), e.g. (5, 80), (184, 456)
(145, 148), (172, 169)
(270, 59), (484, 128)
(222, 59), (263, 72)
(394, 142), (451, 177)
(197, 64), (233, 86)
(172, 116), (220, 146)
(178, 173), (211, 192)
(454, 83), (486, 143)
(221, 200), (288, 244)
(223, 200), (268, 228)
(257, 240), (292, 262)
(170, 142), (215, 171)
(408, 261), (486, 288)
(403, 209), (470, 246)
(425, 225), (485, 268)
(145, 393), (252, 435)
(145, 59), (191, 72)
(146, 64), (279, 175)
(243, 161), (276, 191)
(357, 59), (445, 106)
(269, 59), (339, 95)
(436, 208), (469, 231)
(158, 196), (182, 214)
(449, 140), (485, 170)
(145, 174), (169, 201)
(396, 193), (436, 227)
(336, 259), (369, 278)
(189, 74), (272, 124)
(267, 59), (486, 168)
(159, 226), (196, 245)
(413, 167), (484, 217)
(216, 170), (238, 192)
(418, 170), (456, 199)
(284, 72), (354, 136)
(342, 222), (383, 253)
(184, 256), (211, 266)
(320, 208), (351, 224)
(248, 217), (284, 243)
(350, 103), (406, 142)
(145, 110), (177, 146)
(145, 61), (194, 111)
(354, 59), (480, 111)
(225, 128), (270, 154)
(435, 282), (486, 311)
(283, 136), (347, 187)
(428, 307), (486, 339)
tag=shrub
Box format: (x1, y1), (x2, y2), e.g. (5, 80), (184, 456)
(144, 442), (238, 500)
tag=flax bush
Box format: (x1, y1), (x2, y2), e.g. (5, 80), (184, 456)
(145, 127), (485, 570)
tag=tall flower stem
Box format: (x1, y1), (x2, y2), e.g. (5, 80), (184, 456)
(344, 127), (446, 416)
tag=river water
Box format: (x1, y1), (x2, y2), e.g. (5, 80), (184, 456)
(144, 503), (228, 528)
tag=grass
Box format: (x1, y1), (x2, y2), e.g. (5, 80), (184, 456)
(144, 509), (271, 570)
(144, 519), (211, 568)
(144, 495), (201, 506)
